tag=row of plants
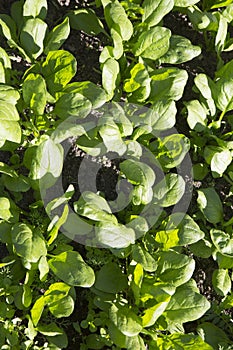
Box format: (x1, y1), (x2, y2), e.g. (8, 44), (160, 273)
(0, 0), (232, 348)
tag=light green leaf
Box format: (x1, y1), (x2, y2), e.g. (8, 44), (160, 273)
(174, 0), (200, 6)
(68, 8), (105, 35)
(151, 101), (177, 130)
(165, 284), (210, 323)
(20, 18), (47, 60)
(160, 35), (201, 64)
(132, 245), (157, 272)
(31, 296), (45, 326)
(44, 17), (70, 54)
(149, 67), (188, 102)
(42, 50), (77, 94)
(99, 118), (127, 155)
(212, 269), (231, 296)
(210, 229), (233, 257)
(153, 174), (185, 207)
(210, 149), (232, 176)
(49, 251), (95, 287)
(0, 197), (12, 220)
(156, 333), (213, 349)
(141, 301), (169, 328)
(30, 138), (64, 180)
(102, 58), (120, 100)
(185, 100), (207, 131)
(156, 250), (195, 286)
(96, 221), (135, 248)
(124, 63), (151, 103)
(54, 92), (92, 119)
(11, 223), (47, 263)
(133, 26), (171, 60)
(94, 262), (128, 293)
(23, 0), (47, 19)
(214, 79), (233, 113)
(142, 0), (174, 27)
(105, 0), (133, 40)
(22, 73), (47, 115)
(44, 282), (74, 318)
(120, 159), (155, 187)
(197, 188), (223, 224)
(109, 304), (142, 336)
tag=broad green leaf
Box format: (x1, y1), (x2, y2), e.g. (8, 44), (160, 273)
(206, 0), (233, 10)
(44, 282), (74, 318)
(2, 174), (30, 192)
(36, 323), (64, 336)
(197, 188), (223, 224)
(185, 100), (207, 131)
(23, 0), (47, 19)
(156, 250), (195, 286)
(160, 35), (201, 64)
(149, 67), (188, 102)
(0, 14), (17, 41)
(11, 223), (47, 263)
(124, 63), (151, 103)
(54, 92), (92, 119)
(68, 8), (105, 35)
(155, 333), (213, 349)
(22, 73), (47, 115)
(210, 229), (233, 257)
(95, 221), (135, 248)
(31, 296), (45, 326)
(94, 262), (128, 293)
(214, 79), (233, 113)
(102, 58), (120, 100)
(151, 101), (176, 130)
(210, 149), (232, 176)
(165, 284), (210, 323)
(99, 118), (127, 155)
(44, 17), (70, 54)
(74, 191), (117, 223)
(127, 216), (149, 239)
(61, 81), (106, 108)
(109, 304), (142, 336)
(49, 251), (95, 287)
(20, 18), (47, 60)
(142, 0), (174, 27)
(212, 269), (231, 296)
(132, 245), (157, 272)
(105, 0), (133, 40)
(42, 50), (77, 94)
(111, 28), (124, 59)
(174, 0), (200, 6)
(153, 174), (185, 207)
(120, 159), (155, 187)
(133, 27), (171, 60)
(142, 301), (169, 328)
(140, 280), (175, 303)
(30, 138), (64, 179)
(0, 197), (11, 220)
(0, 85), (20, 104)
(197, 322), (230, 349)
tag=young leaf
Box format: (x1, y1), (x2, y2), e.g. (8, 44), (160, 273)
(49, 251), (95, 287)
(44, 282), (74, 318)
(20, 18), (47, 60)
(0, 197), (12, 221)
(31, 296), (45, 326)
(23, 0), (47, 19)
(133, 27), (171, 60)
(124, 63), (151, 103)
(212, 269), (231, 296)
(22, 73), (47, 115)
(197, 188), (223, 224)
(102, 58), (120, 100)
(142, 0), (174, 27)
(44, 17), (70, 54)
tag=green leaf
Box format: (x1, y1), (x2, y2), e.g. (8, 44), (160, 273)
(20, 18), (47, 60)
(0, 197), (12, 220)
(212, 269), (231, 296)
(156, 333), (213, 349)
(156, 251), (195, 287)
(153, 174), (185, 207)
(44, 17), (70, 54)
(54, 92), (92, 119)
(142, 0), (174, 27)
(214, 78), (233, 113)
(95, 221), (135, 248)
(210, 149), (232, 176)
(194, 74), (216, 117)
(185, 100), (207, 131)
(61, 81), (106, 108)
(149, 67), (188, 102)
(124, 63), (151, 103)
(94, 262), (128, 293)
(22, 73), (47, 115)
(102, 58), (120, 100)
(132, 245), (157, 272)
(3, 174), (30, 192)
(197, 188), (223, 224)
(42, 50), (77, 94)
(197, 322), (230, 349)
(133, 27), (171, 60)
(210, 229), (233, 257)
(174, 0), (200, 6)
(49, 251), (95, 287)
(105, 0), (133, 40)
(99, 118), (127, 155)
(22, 285), (32, 308)
(109, 304), (142, 336)
(68, 8), (105, 35)
(36, 323), (64, 336)
(44, 282), (74, 318)
(30, 138), (64, 180)
(160, 35), (201, 64)
(11, 223), (47, 263)
(31, 296), (45, 326)
(23, 0), (47, 19)
(120, 159), (155, 187)
(151, 101), (177, 130)
(165, 284), (210, 323)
